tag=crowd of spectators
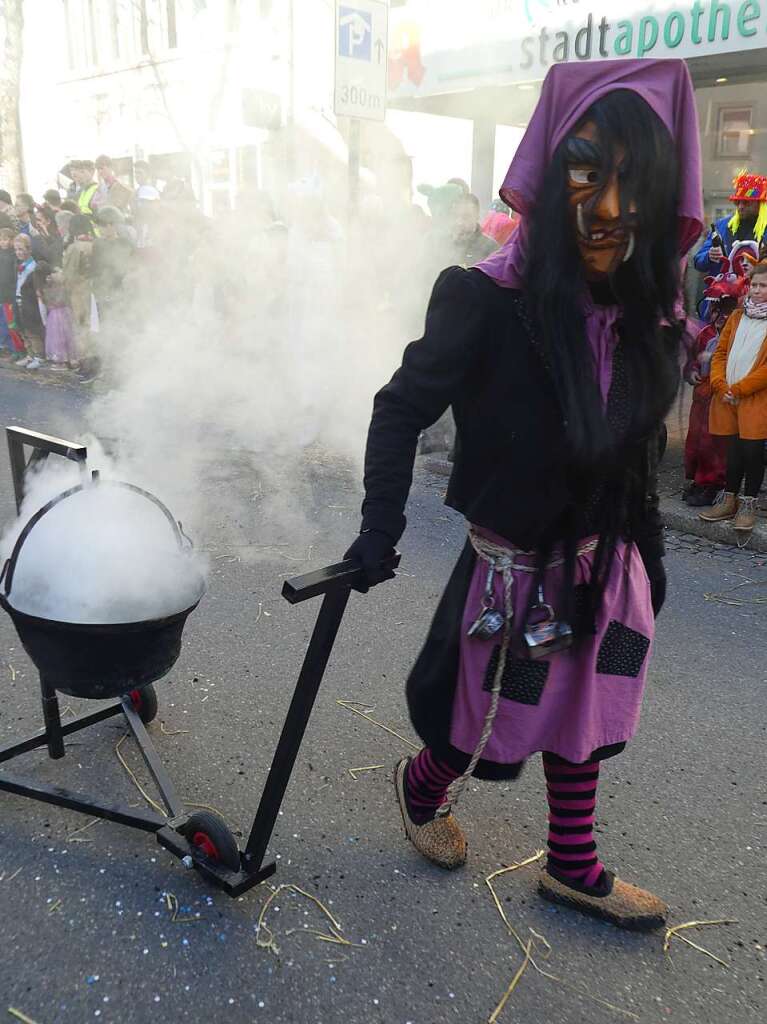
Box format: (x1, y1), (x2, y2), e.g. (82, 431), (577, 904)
(0, 155), (195, 380)
(0, 154), (515, 385)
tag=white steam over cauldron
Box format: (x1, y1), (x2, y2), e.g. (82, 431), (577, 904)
(1, 466), (206, 626)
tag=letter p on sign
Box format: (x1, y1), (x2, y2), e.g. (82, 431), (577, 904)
(637, 16), (659, 57)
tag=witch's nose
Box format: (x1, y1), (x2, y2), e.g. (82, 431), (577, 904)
(594, 173), (621, 222)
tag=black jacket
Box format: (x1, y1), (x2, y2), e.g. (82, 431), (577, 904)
(361, 266), (665, 566)
(0, 250), (15, 304)
(15, 267), (44, 336)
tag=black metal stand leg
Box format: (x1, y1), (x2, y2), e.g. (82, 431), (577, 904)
(121, 699), (184, 819)
(40, 678), (65, 759)
(244, 587), (351, 869)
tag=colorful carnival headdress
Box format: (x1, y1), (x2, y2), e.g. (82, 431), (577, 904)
(728, 171), (767, 242)
(702, 239), (759, 320)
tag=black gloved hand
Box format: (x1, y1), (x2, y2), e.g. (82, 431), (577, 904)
(645, 559), (667, 618)
(344, 529), (396, 593)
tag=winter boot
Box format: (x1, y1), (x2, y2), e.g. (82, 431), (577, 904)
(687, 485), (720, 507)
(699, 490), (738, 522)
(394, 757), (467, 870)
(538, 867), (669, 931)
(734, 495), (758, 532)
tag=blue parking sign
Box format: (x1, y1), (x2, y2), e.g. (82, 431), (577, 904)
(338, 6), (372, 61)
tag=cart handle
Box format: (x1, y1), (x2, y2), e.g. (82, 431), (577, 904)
(281, 553), (401, 604)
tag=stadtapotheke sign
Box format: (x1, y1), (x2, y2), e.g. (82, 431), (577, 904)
(389, 0), (767, 96)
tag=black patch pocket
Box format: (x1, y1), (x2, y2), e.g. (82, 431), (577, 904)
(596, 620), (650, 678)
(483, 646), (550, 706)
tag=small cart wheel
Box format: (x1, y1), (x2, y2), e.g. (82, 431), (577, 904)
(128, 684), (158, 724)
(184, 811), (240, 872)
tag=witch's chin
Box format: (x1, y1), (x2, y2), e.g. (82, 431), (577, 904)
(579, 247), (624, 278)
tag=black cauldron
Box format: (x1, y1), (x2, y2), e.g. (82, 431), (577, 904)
(0, 479), (204, 699)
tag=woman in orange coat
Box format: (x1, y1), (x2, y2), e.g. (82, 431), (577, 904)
(701, 261), (767, 531)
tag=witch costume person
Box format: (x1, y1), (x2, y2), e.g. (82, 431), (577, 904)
(345, 60), (703, 931)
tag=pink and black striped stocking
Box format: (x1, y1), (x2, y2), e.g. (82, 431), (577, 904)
(405, 748), (461, 824)
(543, 753), (607, 891)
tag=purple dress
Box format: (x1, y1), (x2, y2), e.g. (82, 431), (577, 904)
(449, 528), (654, 765)
(43, 277), (77, 363)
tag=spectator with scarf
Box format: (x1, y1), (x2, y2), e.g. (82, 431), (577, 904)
(13, 234), (45, 369)
(701, 261), (767, 534)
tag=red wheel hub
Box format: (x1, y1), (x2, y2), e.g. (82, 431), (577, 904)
(192, 832), (220, 860)
(129, 689), (142, 710)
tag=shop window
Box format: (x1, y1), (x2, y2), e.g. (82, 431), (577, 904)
(87, 0), (99, 65)
(210, 149), (231, 186)
(167, 0), (178, 48)
(63, 0), (76, 71)
(139, 0), (150, 55)
(716, 107), (753, 159)
(148, 152), (192, 183)
(238, 146), (260, 187)
(63, 0), (94, 71)
(109, 0), (120, 59)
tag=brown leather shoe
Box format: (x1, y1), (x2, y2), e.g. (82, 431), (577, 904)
(394, 757), (467, 870)
(538, 867), (669, 930)
(699, 490), (737, 522)
(734, 495), (757, 532)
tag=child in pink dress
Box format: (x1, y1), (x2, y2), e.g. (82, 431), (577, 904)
(37, 263), (77, 367)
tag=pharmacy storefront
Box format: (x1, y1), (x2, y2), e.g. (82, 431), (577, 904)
(388, 0), (767, 223)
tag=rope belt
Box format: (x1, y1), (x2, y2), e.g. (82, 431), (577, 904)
(438, 530), (599, 815)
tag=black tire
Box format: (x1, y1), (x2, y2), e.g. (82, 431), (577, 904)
(183, 811), (240, 871)
(128, 684), (158, 724)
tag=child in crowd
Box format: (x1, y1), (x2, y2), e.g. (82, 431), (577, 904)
(34, 205), (64, 266)
(55, 210), (73, 244)
(0, 227), (22, 358)
(62, 214), (95, 378)
(36, 260), (77, 368)
(91, 205), (133, 321)
(701, 261), (767, 532)
(13, 234), (45, 370)
(683, 320), (728, 506)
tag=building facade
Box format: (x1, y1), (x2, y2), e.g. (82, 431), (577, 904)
(20, 0), (336, 212)
(14, 1), (767, 231)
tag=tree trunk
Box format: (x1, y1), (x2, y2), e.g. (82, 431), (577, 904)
(0, 0), (25, 194)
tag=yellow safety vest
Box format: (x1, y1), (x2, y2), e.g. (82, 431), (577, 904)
(77, 183), (98, 215)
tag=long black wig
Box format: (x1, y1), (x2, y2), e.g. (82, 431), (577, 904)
(525, 88), (681, 465)
(522, 89), (683, 625)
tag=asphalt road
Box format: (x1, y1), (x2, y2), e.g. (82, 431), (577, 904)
(0, 370), (764, 1024)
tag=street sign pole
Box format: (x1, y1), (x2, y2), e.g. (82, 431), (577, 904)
(334, 0), (387, 218)
(348, 118), (360, 218)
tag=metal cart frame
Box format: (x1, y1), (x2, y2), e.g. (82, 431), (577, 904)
(0, 427), (398, 897)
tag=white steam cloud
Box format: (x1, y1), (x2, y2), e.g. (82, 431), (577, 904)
(2, 155), (439, 624)
(0, 444), (206, 624)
